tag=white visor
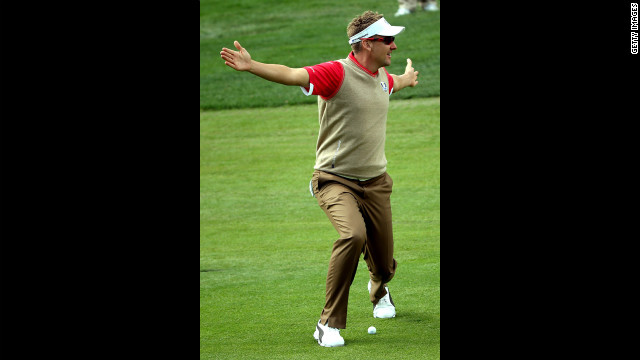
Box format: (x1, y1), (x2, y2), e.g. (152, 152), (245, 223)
(348, 17), (405, 44)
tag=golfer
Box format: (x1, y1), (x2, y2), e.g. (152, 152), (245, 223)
(220, 10), (419, 347)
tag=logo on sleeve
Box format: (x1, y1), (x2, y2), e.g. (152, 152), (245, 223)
(380, 82), (387, 92)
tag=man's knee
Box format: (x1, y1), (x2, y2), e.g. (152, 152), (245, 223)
(340, 228), (366, 249)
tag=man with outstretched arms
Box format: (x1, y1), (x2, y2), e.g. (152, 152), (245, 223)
(220, 10), (419, 347)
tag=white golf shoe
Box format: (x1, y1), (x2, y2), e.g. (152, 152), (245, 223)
(313, 320), (345, 347)
(368, 280), (396, 319)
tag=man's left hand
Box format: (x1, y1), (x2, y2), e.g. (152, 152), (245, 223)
(404, 58), (419, 87)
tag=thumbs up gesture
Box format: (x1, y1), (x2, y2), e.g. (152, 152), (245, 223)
(404, 58), (419, 87)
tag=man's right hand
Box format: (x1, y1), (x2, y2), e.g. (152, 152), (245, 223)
(220, 41), (252, 71)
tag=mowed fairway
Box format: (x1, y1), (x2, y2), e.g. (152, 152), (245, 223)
(200, 97), (440, 359)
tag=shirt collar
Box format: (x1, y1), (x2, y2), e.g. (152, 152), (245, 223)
(348, 52), (379, 77)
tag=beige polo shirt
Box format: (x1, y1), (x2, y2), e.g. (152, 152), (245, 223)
(302, 53), (392, 180)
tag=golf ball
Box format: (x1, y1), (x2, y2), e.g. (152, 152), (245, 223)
(368, 326), (376, 334)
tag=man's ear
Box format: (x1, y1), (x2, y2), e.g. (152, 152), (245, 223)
(361, 39), (371, 52)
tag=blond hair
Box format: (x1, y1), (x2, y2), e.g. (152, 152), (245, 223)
(347, 11), (384, 53)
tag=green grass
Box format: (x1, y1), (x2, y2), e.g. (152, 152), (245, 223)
(200, 97), (440, 359)
(200, 1), (440, 357)
(200, 0), (440, 110)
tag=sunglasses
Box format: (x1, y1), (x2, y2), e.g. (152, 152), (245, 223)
(361, 36), (395, 45)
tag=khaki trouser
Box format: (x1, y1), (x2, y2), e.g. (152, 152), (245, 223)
(311, 170), (398, 329)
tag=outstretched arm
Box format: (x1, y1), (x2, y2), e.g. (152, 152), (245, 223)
(220, 41), (310, 88)
(391, 58), (419, 93)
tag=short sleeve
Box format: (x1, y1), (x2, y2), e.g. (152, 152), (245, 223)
(300, 61), (344, 100)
